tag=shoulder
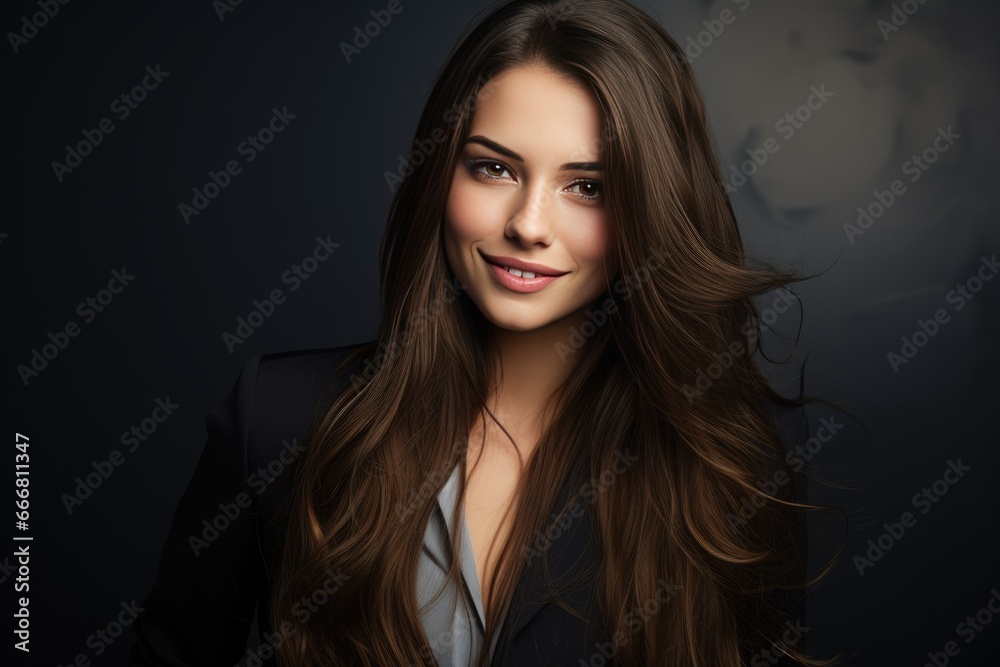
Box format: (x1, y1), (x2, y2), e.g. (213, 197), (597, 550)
(249, 340), (373, 474)
(208, 340), (375, 487)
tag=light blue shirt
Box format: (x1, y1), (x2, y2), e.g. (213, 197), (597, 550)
(416, 464), (509, 666)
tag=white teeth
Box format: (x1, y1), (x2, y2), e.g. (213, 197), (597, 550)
(501, 266), (536, 279)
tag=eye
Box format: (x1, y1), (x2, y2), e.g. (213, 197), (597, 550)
(566, 179), (603, 202)
(466, 158), (603, 203)
(468, 159), (514, 181)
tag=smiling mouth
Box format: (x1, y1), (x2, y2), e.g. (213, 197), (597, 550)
(492, 262), (541, 279)
(478, 251), (568, 294)
(478, 252), (568, 279)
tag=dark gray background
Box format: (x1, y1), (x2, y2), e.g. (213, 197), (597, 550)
(4, 0), (998, 664)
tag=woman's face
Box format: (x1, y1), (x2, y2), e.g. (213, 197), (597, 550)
(444, 63), (613, 334)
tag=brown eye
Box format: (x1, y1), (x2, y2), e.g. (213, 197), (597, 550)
(469, 159), (514, 181)
(567, 179), (603, 202)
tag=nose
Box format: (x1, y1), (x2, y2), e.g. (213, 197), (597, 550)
(505, 182), (555, 247)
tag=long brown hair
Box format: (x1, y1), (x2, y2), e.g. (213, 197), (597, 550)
(272, 0), (846, 664)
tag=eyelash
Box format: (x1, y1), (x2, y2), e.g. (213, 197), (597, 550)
(466, 159), (603, 202)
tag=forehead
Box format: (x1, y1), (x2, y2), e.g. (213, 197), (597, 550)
(466, 64), (603, 162)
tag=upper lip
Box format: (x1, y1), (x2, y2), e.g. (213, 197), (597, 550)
(479, 251), (568, 277)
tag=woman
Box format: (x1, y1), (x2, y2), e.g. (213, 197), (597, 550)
(131, 0), (843, 665)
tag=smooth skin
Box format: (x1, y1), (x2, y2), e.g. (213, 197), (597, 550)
(443, 63), (613, 611)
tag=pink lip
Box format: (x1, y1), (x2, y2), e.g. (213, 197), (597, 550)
(486, 262), (562, 293)
(479, 251), (567, 277)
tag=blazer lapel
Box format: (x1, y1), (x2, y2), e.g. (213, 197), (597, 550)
(496, 458), (606, 658)
(432, 463), (489, 633)
(428, 455), (606, 664)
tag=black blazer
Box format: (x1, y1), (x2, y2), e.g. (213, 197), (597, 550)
(129, 340), (808, 666)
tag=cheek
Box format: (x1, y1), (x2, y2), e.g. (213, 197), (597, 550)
(445, 170), (495, 244)
(562, 211), (610, 270)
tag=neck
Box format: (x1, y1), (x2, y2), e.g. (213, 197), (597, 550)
(482, 306), (595, 443)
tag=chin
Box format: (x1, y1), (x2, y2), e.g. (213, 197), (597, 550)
(487, 318), (548, 333)
(475, 301), (573, 333)
(479, 308), (544, 332)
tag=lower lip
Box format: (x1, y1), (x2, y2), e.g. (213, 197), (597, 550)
(486, 261), (563, 293)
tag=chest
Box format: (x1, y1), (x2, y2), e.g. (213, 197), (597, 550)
(462, 435), (533, 610)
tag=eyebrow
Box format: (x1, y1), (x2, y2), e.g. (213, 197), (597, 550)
(463, 135), (603, 172)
